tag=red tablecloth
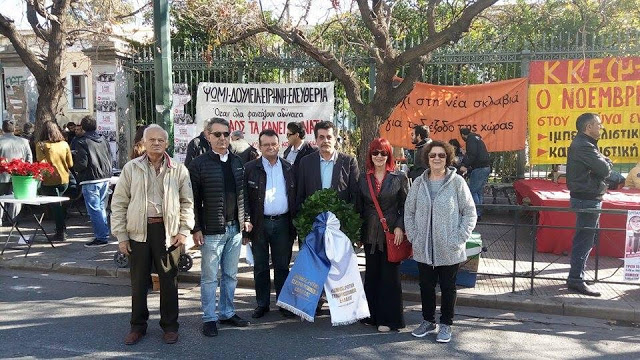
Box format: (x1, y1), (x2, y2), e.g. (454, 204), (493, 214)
(513, 179), (640, 257)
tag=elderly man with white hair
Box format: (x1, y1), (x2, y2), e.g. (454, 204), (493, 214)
(111, 124), (195, 345)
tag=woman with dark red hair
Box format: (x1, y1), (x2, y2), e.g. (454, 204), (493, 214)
(356, 137), (409, 332)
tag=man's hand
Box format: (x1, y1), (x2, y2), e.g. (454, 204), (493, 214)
(460, 166), (468, 175)
(244, 222), (253, 233)
(393, 227), (404, 246)
(119, 240), (131, 256)
(171, 234), (187, 247)
(242, 237), (251, 245)
(193, 231), (204, 246)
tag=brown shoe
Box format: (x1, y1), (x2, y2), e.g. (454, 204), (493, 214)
(124, 331), (145, 345)
(163, 331), (179, 344)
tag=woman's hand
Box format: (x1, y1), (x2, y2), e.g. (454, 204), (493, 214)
(393, 227), (404, 246)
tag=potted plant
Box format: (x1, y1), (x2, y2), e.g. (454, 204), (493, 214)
(0, 158), (55, 199)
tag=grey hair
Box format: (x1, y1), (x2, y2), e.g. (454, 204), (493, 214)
(143, 124), (169, 141)
(231, 130), (244, 138)
(205, 117), (229, 132)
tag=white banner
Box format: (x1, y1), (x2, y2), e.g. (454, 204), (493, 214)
(96, 73), (117, 168)
(195, 82), (334, 148)
(624, 210), (640, 282)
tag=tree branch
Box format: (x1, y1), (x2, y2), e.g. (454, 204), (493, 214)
(25, 0), (61, 24)
(396, 0), (497, 65)
(26, 2), (52, 42)
(114, 1), (151, 20)
(0, 13), (47, 79)
(426, 0), (439, 37)
(355, 0), (388, 51)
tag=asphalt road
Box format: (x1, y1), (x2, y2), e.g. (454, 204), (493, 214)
(1, 269), (639, 359)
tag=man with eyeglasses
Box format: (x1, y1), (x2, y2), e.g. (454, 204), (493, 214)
(243, 129), (297, 319)
(283, 121), (317, 176)
(184, 119), (213, 167)
(188, 117), (253, 337)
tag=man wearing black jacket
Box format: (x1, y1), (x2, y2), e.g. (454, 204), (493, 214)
(460, 128), (491, 219)
(184, 120), (212, 167)
(566, 113), (611, 297)
(283, 121), (317, 176)
(73, 116), (113, 247)
(243, 129), (296, 319)
(188, 117), (252, 337)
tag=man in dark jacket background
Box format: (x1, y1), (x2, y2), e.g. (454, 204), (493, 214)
(283, 121), (317, 177)
(184, 119), (212, 167)
(460, 127), (491, 219)
(188, 117), (252, 337)
(230, 130), (260, 164)
(408, 125), (431, 181)
(243, 129), (296, 319)
(73, 116), (113, 247)
(566, 113), (611, 297)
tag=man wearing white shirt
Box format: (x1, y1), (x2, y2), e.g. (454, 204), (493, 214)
(244, 129), (297, 319)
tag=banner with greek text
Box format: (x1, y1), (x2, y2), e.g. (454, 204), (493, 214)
(528, 57), (640, 165)
(624, 211), (640, 282)
(379, 78), (527, 152)
(195, 82), (334, 148)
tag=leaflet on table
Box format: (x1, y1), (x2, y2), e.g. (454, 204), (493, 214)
(623, 210), (640, 282)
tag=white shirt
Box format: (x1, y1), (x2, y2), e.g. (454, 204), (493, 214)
(214, 149), (229, 162)
(262, 157), (289, 216)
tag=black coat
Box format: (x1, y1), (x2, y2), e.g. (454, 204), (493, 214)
(295, 151), (360, 211)
(356, 171), (409, 254)
(184, 132), (211, 167)
(462, 132), (490, 169)
(243, 157), (297, 241)
(188, 151), (247, 235)
(283, 141), (317, 176)
(567, 132), (611, 200)
(72, 131), (112, 183)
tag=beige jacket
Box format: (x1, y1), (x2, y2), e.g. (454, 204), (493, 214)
(625, 163), (640, 189)
(111, 153), (195, 246)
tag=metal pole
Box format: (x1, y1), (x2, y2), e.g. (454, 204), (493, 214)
(517, 50), (531, 179)
(153, 0), (174, 154)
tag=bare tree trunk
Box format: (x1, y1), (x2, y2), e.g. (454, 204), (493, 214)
(34, 78), (64, 129)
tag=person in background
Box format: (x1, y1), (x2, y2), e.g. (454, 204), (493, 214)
(405, 140), (476, 343)
(230, 130), (260, 165)
(283, 121), (317, 177)
(0, 120), (33, 225)
(21, 122), (36, 157)
(448, 139), (465, 176)
(184, 119), (212, 167)
(566, 113), (611, 297)
(64, 122), (76, 144)
(36, 121), (73, 241)
(624, 160), (640, 189)
(407, 125), (431, 181)
(459, 127), (491, 220)
(356, 137), (408, 333)
(131, 125), (148, 159)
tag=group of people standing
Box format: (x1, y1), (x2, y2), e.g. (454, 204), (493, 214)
(110, 117), (481, 346)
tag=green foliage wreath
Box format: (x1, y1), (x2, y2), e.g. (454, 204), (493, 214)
(293, 189), (362, 245)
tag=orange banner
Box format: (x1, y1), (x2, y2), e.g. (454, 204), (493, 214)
(380, 78), (528, 151)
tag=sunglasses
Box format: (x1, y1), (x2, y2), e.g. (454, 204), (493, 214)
(286, 133), (295, 137)
(428, 153), (447, 159)
(212, 131), (230, 138)
(372, 150), (388, 157)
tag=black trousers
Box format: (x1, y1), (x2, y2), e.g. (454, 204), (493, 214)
(418, 262), (459, 326)
(364, 244), (405, 329)
(129, 222), (181, 333)
(252, 216), (292, 308)
(40, 183), (68, 234)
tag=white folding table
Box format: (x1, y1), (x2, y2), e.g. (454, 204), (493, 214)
(0, 195), (70, 257)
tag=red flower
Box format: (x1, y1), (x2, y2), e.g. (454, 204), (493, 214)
(0, 157), (56, 181)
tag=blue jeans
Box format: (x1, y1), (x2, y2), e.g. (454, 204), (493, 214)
(568, 198), (602, 284)
(81, 181), (110, 241)
(468, 166), (490, 217)
(201, 222), (242, 322)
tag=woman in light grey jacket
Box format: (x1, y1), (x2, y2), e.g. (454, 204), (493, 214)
(404, 140), (477, 343)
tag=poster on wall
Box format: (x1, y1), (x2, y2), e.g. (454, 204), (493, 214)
(379, 78), (528, 152)
(528, 57), (640, 165)
(195, 82), (335, 149)
(624, 211), (640, 282)
(172, 84), (194, 163)
(95, 73), (118, 168)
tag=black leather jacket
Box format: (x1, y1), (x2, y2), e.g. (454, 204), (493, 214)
(72, 131), (112, 183)
(184, 132), (211, 167)
(188, 151), (247, 235)
(566, 132), (611, 200)
(243, 157), (297, 241)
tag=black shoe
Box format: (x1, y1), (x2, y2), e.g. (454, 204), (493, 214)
(252, 306), (270, 319)
(567, 282), (601, 297)
(53, 232), (67, 242)
(279, 308), (295, 318)
(202, 321), (218, 337)
(84, 239), (108, 248)
(220, 314), (249, 327)
(359, 318), (374, 326)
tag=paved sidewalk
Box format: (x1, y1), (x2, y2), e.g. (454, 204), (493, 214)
(1, 212), (640, 323)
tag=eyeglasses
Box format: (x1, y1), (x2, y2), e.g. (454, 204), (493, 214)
(372, 150), (388, 157)
(428, 153), (447, 159)
(212, 131), (230, 138)
(286, 133), (295, 137)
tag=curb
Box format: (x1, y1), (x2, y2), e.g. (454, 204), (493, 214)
(2, 259), (637, 323)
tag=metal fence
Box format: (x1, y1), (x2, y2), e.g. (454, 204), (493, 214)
(123, 31), (640, 177)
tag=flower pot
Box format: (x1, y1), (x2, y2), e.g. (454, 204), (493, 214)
(11, 175), (39, 199)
